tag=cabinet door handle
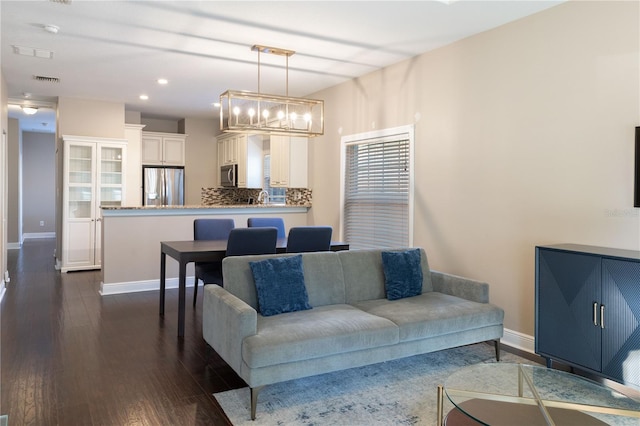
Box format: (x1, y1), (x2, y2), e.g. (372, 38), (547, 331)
(600, 305), (605, 329)
(593, 302), (598, 326)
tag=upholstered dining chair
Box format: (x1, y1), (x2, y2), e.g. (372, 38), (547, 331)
(193, 218), (235, 307)
(247, 217), (286, 239)
(286, 226), (333, 253)
(226, 227), (278, 257)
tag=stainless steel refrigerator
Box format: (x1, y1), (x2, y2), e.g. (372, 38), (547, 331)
(143, 165), (185, 206)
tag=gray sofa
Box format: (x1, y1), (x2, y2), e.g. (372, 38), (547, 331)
(203, 248), (504, 420)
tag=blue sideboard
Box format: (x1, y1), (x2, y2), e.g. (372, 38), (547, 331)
(535, 244), (640, 390)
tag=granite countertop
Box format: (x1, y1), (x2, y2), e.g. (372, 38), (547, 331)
(101, 203), (311, 210)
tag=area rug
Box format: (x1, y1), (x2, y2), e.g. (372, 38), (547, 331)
(213, 343), (526, 425)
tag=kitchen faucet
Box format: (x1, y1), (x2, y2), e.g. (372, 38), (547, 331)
(257, 190), (269, 204)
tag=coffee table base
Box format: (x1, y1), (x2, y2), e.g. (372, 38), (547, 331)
(445, 399), (608, 426)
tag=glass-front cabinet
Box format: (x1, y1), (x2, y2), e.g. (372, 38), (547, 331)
(62, 135), (127, 272)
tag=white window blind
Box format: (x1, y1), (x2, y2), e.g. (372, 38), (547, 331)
(342, 127), (413, 250)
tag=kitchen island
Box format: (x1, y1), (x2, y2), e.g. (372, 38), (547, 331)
(100, 204), (309, 295)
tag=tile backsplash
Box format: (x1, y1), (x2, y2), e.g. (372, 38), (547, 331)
(201, 188), (312, 206)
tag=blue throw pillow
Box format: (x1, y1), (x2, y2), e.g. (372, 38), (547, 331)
(249, 255), (312, 317)
(381, 249), (423, 301)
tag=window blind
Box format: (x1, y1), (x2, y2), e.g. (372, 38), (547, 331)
(343, 134), (410, 249)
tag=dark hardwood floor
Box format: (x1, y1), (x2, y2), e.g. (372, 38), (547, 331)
(1, 238), (243, 425)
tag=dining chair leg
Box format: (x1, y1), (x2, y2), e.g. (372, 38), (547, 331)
(193, 276), (198, 307)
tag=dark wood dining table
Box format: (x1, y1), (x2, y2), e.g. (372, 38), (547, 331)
(159, 238), (349, 338)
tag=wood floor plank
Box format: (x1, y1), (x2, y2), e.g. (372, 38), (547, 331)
(2, 239), (238, 425)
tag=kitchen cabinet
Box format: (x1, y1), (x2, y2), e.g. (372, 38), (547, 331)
(217, 133), (238, 166)
(270, 135), (307, 188)
(535, 244), (640, 389)
(61, 135), (127, 272)
(217, 133), (264, 188)
(142, 131), (186, 166)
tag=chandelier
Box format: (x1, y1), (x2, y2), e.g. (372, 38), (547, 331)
(219, 45), (324, 137)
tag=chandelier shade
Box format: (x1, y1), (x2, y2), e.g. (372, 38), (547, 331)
(219, 44), (324, 137)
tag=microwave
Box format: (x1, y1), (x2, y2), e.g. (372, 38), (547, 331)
(220, 164), (238, 187)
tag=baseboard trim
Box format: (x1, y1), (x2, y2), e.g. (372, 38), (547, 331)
(502, 327), (535, 354)
(23, 232), (55, 240)
(7, 242), (21, 250)
(99, 277), (196, 296)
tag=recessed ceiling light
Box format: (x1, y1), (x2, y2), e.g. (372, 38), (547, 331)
(139, 94), (149, 100)
(157, 78), (168, 85)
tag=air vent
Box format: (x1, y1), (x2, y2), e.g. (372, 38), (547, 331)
(33, 75), (60, 83)
(49, 0), (72, 4)
(12, 45), (53, 59)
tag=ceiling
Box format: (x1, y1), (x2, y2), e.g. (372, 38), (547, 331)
(2, 0), (565, 133)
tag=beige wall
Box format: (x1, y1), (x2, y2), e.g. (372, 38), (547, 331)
(7, 118), (19, 245)
(142, 117), (179, 133)
(1, 69), (7, 285)
(22, 132), (55, 234)
(181, 117), (218, 205)
(124, 124), (145, 206)
(101, 209), (308, 288)
(58, 97), (124, 139)
(309, 1), (640, 342)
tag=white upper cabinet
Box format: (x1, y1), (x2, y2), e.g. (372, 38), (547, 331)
(142, 131), (186, 166)
(217, 133), (238, 166)
(270, 135), (308, 188)
(217, 133), (264, 188)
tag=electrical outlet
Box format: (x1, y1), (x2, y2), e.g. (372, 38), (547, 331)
(40, 221), (44, 227)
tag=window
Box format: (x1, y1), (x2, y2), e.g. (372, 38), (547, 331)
(341, 125), (414, 249)
(263, 154), (286, 204)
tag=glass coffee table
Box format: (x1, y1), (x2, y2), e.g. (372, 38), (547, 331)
(437, 363), (640, 425)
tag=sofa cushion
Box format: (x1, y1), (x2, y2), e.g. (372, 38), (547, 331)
(382, 249), (423, 300)
(223, 252), (346, 310)
(340, 248), (433, 304)
(242, 304), (399, 368)
(352, 292), (504, 342)
(250, 255), (312, 317)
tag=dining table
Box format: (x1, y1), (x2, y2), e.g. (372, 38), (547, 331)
(159, 238), (350, 338)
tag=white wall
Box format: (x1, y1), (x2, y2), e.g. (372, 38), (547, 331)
(309, 1), (640, 343)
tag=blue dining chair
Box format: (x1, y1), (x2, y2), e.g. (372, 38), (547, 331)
(193, 218), (235, 307)
(247, 217), (286, 239)
(226, 227), (278, 257)
(286, 226), (333, 253)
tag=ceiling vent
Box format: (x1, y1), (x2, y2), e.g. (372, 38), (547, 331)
(49, 0), (72, 4)
(33, 75), (60, 83)
(12, 45), (53, 59)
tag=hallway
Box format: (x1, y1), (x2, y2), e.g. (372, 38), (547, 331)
(1, 238), (240, 425)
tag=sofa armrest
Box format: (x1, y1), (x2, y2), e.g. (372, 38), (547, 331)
(430, 270), (490, 303)
(203, 284), (257, 374)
